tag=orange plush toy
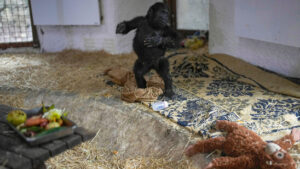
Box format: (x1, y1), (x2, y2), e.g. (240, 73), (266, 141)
(185, 120), (300, 169)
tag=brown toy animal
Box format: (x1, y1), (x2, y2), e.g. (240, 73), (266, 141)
(185, 120), (300, 169)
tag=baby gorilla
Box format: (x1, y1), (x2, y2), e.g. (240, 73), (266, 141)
(116, 2), (182, 98)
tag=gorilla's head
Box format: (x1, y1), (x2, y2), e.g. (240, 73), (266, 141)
(146, 2), (170, 29)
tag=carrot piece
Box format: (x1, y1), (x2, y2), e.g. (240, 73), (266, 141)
(25, 117), (48, 127)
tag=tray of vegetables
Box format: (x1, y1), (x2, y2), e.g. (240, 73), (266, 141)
(5, 104), (77, 145)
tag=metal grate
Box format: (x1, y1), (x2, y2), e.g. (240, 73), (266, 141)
(0, 0), (33, 44)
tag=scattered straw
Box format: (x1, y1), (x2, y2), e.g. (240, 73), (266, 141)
(0, 94), (25, 108)
(0, 50), (136, 95)
(45, 141), (196, 169)
(0, 47), (209, 96)
(1, 46), (299, 168)
(0, 47), (209, 97)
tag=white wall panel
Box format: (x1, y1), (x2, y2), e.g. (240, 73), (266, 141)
(31, 0), (101, 25)
(235, 0), (300, 48)
(176, 0), (209, 30)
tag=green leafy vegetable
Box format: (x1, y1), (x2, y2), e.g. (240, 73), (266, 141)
(42, 103), (55, 113)
(35, 127), (65, 137)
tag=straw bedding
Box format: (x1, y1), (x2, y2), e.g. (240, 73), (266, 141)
(0, 49), (200, 169)
(45, 140), (196, 169)
(0, 50), (136, 95)
(0, 46), (299, 168)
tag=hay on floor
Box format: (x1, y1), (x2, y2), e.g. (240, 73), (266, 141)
(1, 47), (299, 168)
(0, 50), (137, 95)
(0, 47), (208, 96)
(0, 94), (25, 108)
(45, 140), (196, 169)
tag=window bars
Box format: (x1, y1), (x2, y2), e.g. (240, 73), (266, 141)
(0, 0), (33, 44)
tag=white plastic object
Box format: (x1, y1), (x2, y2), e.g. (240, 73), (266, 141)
(151, 101), (169, 111)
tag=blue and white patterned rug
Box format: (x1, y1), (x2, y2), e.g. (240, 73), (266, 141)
(142, 52), (300, 141)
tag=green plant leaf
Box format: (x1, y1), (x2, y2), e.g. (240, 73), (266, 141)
(42, 102), (47, 113)
(62, 111), (68, 117)
(49, 104), (55, 110)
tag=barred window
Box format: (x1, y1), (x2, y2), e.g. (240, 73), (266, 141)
(0, 0), (33, 43)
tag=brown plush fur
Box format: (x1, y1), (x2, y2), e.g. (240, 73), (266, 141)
(185, 120), (298, 169)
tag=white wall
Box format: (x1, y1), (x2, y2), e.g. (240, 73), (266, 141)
(31, 0), (101, 25)
(209, 0), (300, 78)
(176, 0), (209, 30)
(36, 0), (161, 54)
(235, 0), (300, 48)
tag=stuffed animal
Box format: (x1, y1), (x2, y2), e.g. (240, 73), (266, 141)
(185, 120), (300, 169)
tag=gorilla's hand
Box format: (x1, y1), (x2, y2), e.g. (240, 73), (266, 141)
(144, 33), (162, 47)
(116, 22), (127, 34)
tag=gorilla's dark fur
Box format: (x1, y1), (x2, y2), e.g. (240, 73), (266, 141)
(116, 2), (182, 98)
